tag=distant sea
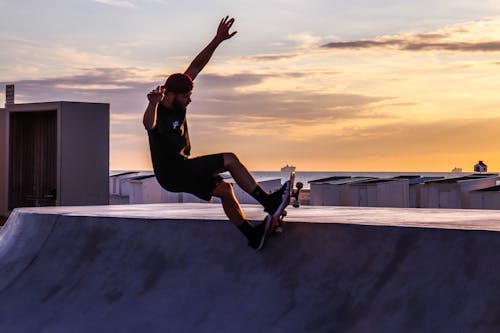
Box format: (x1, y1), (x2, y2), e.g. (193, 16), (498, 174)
(111, 170), (488, 189)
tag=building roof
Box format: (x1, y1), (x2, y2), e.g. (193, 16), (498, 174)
(428, 174), (498, 184)
(475, 185), (500, 192)
(129, 175), (156, 181)
(309, 176), (352, 184)
(350, 178), (407, 186)
(110, 171), (139, 178)
(309, 177), (376, 185)
(407, 177), (445, 185)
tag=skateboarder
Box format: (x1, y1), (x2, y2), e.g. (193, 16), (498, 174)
(143, 16), (290, 250)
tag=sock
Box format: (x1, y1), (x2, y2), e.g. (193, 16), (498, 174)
(237, 221), (255, 239)
(250, 185), (270, 207)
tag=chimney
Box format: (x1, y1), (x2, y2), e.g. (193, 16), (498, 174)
(5, 84), (14, 106)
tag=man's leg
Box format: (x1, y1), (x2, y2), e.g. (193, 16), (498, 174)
(222, 152), (289, 214)
(222, 153), (258, 193)
(212, 180), (246, 226)
(212, 180), (268, 249)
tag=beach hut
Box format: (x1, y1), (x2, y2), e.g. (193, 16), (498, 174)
(348, 178), (410, 208)
(393, 176), (444, 208)
(309, 177), (373, 206)
(420, 174), (498, 209)
(109, 171), (139, 196)
(470, 185), (500, 210)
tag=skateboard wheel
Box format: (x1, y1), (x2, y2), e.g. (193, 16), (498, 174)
(275, 226), (283, 233)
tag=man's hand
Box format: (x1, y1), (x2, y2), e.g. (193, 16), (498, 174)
(215, 16), (237, 42)
(184, 16), (237, 81)
(147, 86), (165, 104)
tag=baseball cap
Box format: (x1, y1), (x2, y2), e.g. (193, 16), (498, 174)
(163, 73), (193, 94)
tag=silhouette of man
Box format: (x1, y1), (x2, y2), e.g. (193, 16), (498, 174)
(143, 16), (289, 250)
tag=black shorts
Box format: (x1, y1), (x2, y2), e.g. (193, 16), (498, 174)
(156, 153), (225, 201)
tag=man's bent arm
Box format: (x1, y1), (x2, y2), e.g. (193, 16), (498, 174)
(184, 16), (237, 81)
(143, 86), (164, 130)
(143, 102), (158, 130)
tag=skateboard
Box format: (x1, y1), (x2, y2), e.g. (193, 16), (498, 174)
(266, 172), (295, 236)
(275, 181), (302, 233)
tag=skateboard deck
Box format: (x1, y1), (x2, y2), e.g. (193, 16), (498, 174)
(275, 181), (302, 233)
(266, 171), (295, 236)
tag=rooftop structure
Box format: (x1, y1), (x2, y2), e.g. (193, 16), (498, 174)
(0, 98), (109, 216)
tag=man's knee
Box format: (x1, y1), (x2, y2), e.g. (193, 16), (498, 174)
(213, 180), (233, 198)
(223, 152), (239, 168)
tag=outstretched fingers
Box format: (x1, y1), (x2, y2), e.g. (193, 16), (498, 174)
(217, 16), (237, 40)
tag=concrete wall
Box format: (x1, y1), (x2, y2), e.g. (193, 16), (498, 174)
(59, 102), (109, 206)
(5, 205), (500, 332)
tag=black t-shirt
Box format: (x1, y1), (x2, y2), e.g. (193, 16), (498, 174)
(147, 103), (191, 174)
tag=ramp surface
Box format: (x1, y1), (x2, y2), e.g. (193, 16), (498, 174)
(2, 204), (500, 332)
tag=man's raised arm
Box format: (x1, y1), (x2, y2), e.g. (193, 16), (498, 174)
(184, 16), (237, 81)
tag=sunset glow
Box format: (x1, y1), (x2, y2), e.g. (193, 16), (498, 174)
(2, 1), (500, 171)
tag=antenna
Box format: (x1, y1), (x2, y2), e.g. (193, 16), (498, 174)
(5, 84), (14, 106)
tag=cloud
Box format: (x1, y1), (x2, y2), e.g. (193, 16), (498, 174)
(195, 73), (270, 90)
(0, 67), (154, 114)
(94, 0), (136, 8)
(2, 69), (395, 170)
(240, 54), (301, 62)
(322, 19), (500, 52)
(323, 39), (500, 52)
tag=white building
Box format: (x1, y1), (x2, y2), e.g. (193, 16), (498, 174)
(403, 176), (444, 208)
(109, 172), (139, 196)
(474, 161), (488, 173)
(125, 174), (282, 205)
(309, 177), (374, 206)
(420, 174), (498, 209)
(348, 178), (410, 208)
(470, 185), (500, 210)
(1, 99), (109, 217)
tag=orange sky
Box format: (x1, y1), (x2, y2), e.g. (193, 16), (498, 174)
(2, 3), (500, 172)
(108, 19), (500, 172)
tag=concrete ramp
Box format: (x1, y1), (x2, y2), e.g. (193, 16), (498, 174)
(2, 204), (500, 332)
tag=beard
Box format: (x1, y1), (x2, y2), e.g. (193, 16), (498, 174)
(172, 96), (187, 113)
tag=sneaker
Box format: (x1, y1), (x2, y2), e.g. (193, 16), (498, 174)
(248, 216), (271, 250)
(264, 180), (291, 216)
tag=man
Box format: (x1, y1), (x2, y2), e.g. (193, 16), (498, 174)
(143, 16), (290, 250)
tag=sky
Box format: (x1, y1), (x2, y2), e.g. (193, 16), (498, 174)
(1, 0), (500, 172)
